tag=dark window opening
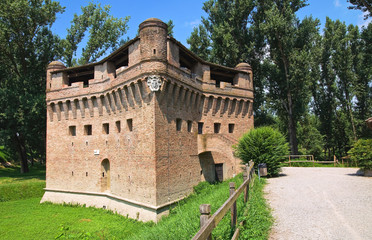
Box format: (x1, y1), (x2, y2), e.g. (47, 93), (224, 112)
(113, 48), (129, 77)
(198, 122), (204, 134)
(176, 118), (182, 131)
(211, 69), (235, 88)
(229, 124), (235, 133)
(179, 49), (197, 73)
(69, 126), (76, 136)
(86, 172), (88, 177)
(214, 123), (221, 133)
(127, 119), (133, 132)
(67, 68), (94, 87)
(187, 121), (192, 132)
(103, 123), (109, 134)
(84, 125), (92, 135)
(72, 171), (74, 176)
(116, 121), (121, 133)
(153, 49), (156, 55)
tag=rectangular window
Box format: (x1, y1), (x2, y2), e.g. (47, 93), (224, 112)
(214, 123), (221, 133)
(176, 118), (182, 131)
(187, 120), (192, 132)
(228, 124), (235, 133)
(84, 125), (92, 135)
(127, 118), (133, 132)
(103, 123), (109, 134)
(116, 121), (121, 133)
(198, 122), (204, 134)
(69, 126), (76, 136)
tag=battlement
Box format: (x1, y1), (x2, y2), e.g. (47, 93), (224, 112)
(42, 18), (254, 222)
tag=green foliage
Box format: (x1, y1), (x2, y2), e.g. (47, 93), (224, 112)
(239, 178), (273, 239)
(0, 1), (131, 168)
(60, 2), (129, 67)
(297, 115), (324, 160)
(348, 139), (372, 170)
(0, 146), (10, 163)
(0, 0), (64, 164)
(166, 20), (175, 37)
(235, 127), (289, 177)
(347, 0), (372, 19)
(187, 24), (211, 61)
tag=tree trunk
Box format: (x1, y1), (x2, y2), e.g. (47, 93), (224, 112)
(287, 92), (299, 155)
(15, 132), (29, 173)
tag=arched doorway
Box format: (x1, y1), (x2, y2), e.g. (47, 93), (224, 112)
(101, 159), (110, 192)
(199, 151), (230, 183)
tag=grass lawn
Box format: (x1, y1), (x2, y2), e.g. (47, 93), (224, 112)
(0, 166), (272, 239)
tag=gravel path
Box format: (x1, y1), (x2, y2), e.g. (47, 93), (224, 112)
(265, 167), (372, 240)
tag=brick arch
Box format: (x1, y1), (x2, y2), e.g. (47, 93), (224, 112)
(197, 134), (241, 182)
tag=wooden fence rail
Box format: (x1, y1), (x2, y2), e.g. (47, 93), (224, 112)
(192, 161), (255, 240)
(284, 155), (339, 167)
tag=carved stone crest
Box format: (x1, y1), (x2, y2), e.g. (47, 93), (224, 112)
(146, 75), (162, 92)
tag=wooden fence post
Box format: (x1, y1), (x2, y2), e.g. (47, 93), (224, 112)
(243, 164), (248, 203)
(230, 182), (237, 230)
(289, 155), (291, 166)
(199, 204), (212, 240)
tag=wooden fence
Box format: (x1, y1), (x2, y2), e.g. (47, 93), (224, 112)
(284, 155), (339, 167)
(192, 161), (255, 240)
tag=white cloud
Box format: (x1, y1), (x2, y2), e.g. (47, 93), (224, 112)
(333, 0), (341, 7)
(185, 19), (201, 28)
(358, 13), (371, 28)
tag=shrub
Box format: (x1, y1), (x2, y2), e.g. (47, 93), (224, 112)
(348, 139), (372, 170)
(234, 127), (289, 177)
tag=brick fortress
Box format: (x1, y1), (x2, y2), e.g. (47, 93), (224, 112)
(41, 18), (254, 222)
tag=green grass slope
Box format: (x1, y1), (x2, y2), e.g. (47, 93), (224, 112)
(0, 166), (272, 240)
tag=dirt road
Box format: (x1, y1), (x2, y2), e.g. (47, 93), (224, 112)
(265, 167), (372, 240)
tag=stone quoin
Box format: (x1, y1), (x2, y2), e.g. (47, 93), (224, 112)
(41, 18), (254, 222)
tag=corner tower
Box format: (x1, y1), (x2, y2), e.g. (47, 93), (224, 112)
(139, 18), (168, 61)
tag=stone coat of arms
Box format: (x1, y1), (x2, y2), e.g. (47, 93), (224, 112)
(147, 75), (162, 92)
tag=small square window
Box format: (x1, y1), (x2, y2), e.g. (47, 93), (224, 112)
(187, 121), (192, 132)
(214, 123), (221, 133)
(228, 124), (235, 133)
(127, 119), (133, 132)
(198, 122), (204, 134)
(176, 118), (182, 131)
(103, 123), (109, 134)
(116, 121), (121, 133)
(84, 125), (92, 135)
(69, 126), (76, 136)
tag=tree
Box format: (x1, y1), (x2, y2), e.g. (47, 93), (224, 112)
(261, 0), (320, 154)
(187, 24), (211, 61)
(348, 0), (372, 19)
(0, 1), (131, 172)
(234, 127), (289, 177)
(60, 2), (129, 67)
(0, 0), (64, 172)
(166, 20), (175, 37)
(186, 0), (273, 128)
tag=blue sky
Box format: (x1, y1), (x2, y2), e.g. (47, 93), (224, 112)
(52, 0), (370, 54)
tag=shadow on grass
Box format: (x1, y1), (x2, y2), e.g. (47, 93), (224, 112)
(0, 165), (46, 182)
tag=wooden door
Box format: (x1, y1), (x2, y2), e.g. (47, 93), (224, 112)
(215, 163), (223, 182)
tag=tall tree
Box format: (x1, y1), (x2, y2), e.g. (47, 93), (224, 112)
(186, 0), (273, 127)
(262, 0), (320, 154)
(0, 0), (64, 172)
(60, 2), (129, 67)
